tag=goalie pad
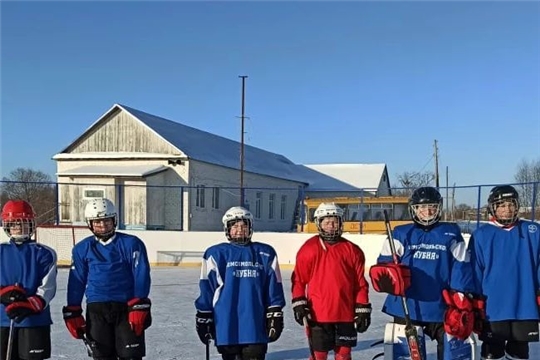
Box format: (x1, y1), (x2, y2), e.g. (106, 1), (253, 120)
(369, 263), (411, 296)
(443, 332), (478, 360)
(381, 322), (426, 360)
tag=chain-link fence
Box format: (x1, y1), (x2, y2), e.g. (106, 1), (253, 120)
(1, 180), (538, 232)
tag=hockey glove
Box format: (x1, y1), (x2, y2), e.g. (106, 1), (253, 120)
(266, 306), (284, 342)
(6, 295), (45, 322)
(470, 294), (486, 334)
(127, 298), (152, 337)
(369, 263), (411, 296)
(354, 303), (372, 333)
(292, 297), (312, 326)
(442, 289), (474, 339)
(63, 305), (86, 339)
(196, 311), (215, 345)
(0, 285), (27, 306)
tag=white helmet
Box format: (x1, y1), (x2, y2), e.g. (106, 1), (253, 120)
(314, 203), (344, 242)
(84, 198), (117, 239)
(222, 206), (253, 245)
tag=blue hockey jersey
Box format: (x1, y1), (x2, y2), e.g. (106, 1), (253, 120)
(195, 241), (286, 346)
(469, 220), (540, 321)
(0, 239), (57, 327)
(67, 232), (151, 306)
(377, 222), (474, 322)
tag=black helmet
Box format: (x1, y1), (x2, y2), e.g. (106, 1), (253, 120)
(409, 187), (443, 227)
(487, 185), (519, 226)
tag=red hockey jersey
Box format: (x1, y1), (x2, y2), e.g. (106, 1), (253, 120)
(291, 235), (370, 322)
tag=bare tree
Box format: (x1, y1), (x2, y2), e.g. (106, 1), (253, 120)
(1, 168), (57, 224)
(514, 159), (540, 216)
(394, 171), (436, 196)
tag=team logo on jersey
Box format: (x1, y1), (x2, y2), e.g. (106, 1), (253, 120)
(528, 224), (538, 233)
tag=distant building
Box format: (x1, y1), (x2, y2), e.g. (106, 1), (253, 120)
(53, 104), (392, 231)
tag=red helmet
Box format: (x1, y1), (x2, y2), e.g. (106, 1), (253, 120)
(1, 200), (36, 241)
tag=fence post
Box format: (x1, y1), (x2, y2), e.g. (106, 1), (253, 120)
(54, 182), (59, 225)
(179, 186), (184, 231)
(476, 185), (482, 228)
(532, 182), (538, 221)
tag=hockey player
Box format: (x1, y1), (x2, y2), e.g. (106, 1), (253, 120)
(469, 185), (540, 360)
(195, 206), (285, 360)
(369, 187), (477, 360)
(63, 198), (152, 360)
(291, 202), (371, 360)
(0, 200), (57, 360)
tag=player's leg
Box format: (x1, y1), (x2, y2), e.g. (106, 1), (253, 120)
(113, 303), (146, 360)
(1, 326), (21, 360)
(309, 323), (336, 360)
(504, 341), (529, 360)
(334, 322), (356, 360)
(240, 343), (267, 360)
(86, 302), (117, 360)
(217, 345), (242, 360)
(16, 326), (51, 360)
(422, 322), (445, 360)
(480, 340), (505, 360)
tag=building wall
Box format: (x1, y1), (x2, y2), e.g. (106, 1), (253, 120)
(67, 109), (182, 155)
(188, 160), (303, 231)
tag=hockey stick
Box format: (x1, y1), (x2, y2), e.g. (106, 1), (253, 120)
(6, 319), (15, 360)
(383, 209), (424, 360)
(302, 317), (316, 360)
(205, 336), (210, 360)
(81, 333), (95, 357)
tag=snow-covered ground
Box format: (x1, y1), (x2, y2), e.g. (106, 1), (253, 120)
(49, 268), (540, 359)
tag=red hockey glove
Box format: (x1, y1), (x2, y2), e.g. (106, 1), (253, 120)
(369, 263), (411, 296)
(0, 285), (27, 306)
(62, 305), (86, 339)
(354, 303), (372, 333)
(292, 297), (313, 326)
(6, 295), (45, 322)
(442, 289), (474, 339)
(196, 311), (215, 345)
(470, 294), (486, 334)
(127, 298), (152, 337)
(266, 306), (284, 342)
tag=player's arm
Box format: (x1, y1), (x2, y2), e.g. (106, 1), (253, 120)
(67, 246), (88, 306)
(265, 249), (285, 342)
(194, 250), (220, 312)
(266, 250), (286, 308)
(291, 243), (314, 326)
(353, 246), (371, 333)
(35, 246), (58, 307)
(131, 239), (151, 299)
(194, 249), (220, 344)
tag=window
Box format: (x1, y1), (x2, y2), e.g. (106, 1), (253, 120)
(280, 195), (287, 220)
(269, 193), (275, 220)
(212, 187), (220, 209)
(255, 192), (262, 219)
(196, 185), (206, 208)
(83, 188), (105, 200)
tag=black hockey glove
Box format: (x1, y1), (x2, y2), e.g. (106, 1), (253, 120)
(266, 306), (284, 342)
(354, 303), (372, 333)
(292, 297), (312, 326)
(0, 285), (26, 306)
(196, 311), (215, 345)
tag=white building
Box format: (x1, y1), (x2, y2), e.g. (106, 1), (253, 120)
(53, 104), (392, 232)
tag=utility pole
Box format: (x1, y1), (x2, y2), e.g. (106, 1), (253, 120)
(239, 75), (248, 207)
(434, 139), (440, 189)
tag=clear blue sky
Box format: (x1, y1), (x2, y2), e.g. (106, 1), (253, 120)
(1, 2), (539, 196)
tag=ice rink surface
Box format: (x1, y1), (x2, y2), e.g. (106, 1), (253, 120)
(49, 268), (540, 359)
